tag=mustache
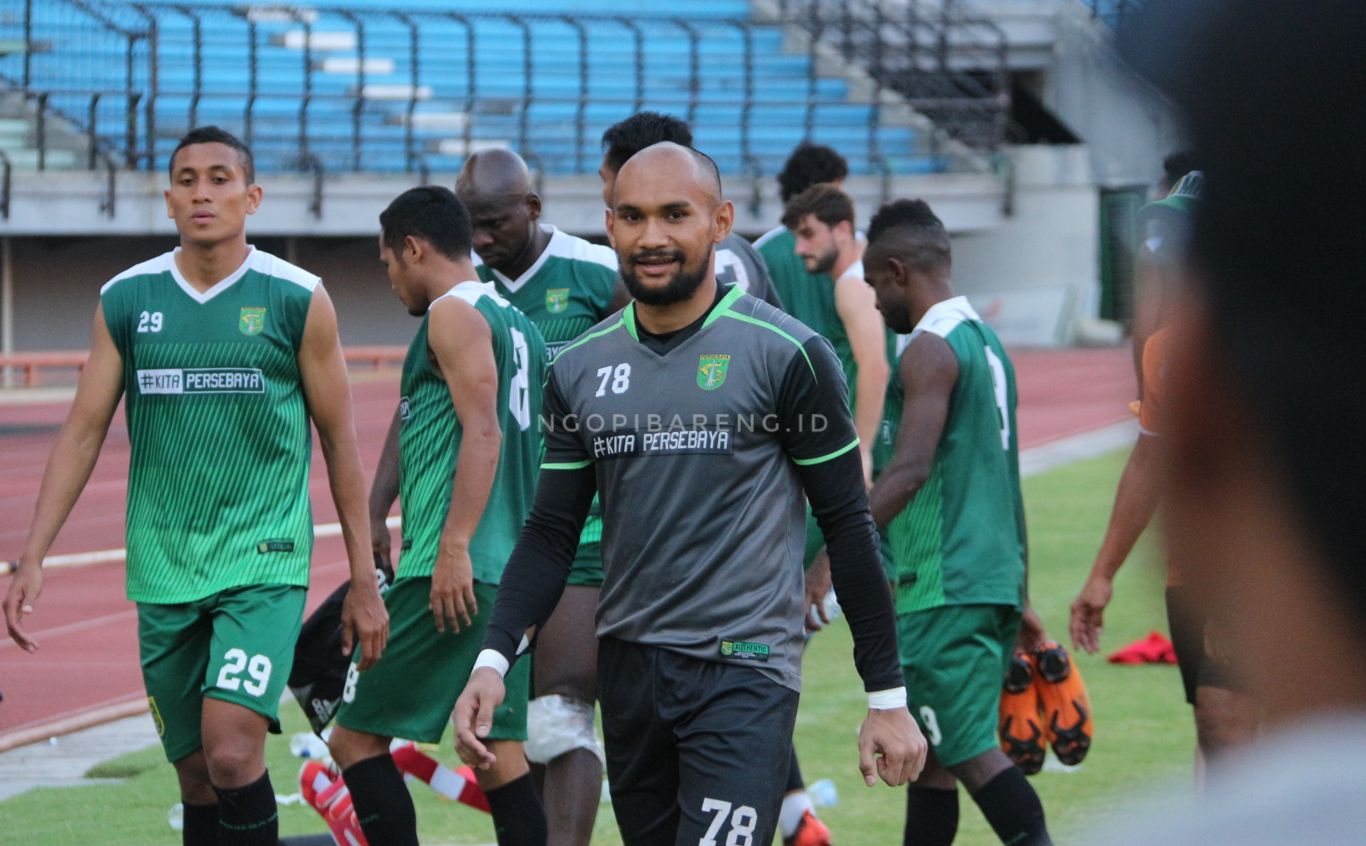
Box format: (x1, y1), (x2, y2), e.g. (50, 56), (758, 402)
(629, 250), (685, 265)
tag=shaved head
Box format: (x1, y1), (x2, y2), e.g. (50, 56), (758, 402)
(457, 148), (534, 198)
(455, 148), (544, 275)
(613, 142), (722, 209)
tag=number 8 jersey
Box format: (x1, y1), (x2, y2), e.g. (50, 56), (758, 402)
(101, 248), (318, 604)
(397, 281), (546, 583)
(874, 295), (1025, 613)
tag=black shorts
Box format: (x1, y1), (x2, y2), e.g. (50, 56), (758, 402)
(598, 638), (799, 846)
(1165, 585), (1242, 705)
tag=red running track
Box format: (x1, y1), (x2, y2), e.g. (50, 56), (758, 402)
(0, 347), (1134, 747)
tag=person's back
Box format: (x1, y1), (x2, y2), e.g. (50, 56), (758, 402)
(876, 303), (1023, 611)
(397, 284), (544, 582)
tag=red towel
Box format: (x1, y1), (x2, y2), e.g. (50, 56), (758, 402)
(1107, 631), (1178, 664)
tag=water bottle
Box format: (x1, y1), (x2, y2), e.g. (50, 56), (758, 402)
(289, 731), (329, 759)
(807, 778), (838, 808)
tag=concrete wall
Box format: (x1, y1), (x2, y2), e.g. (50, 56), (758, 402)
(951, 144), (1099, 345)
(1, 235), (423, 350)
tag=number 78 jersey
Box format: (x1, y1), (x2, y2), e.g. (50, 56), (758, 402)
(874, 296), (1025, 612)
(397, 281), (546, 583)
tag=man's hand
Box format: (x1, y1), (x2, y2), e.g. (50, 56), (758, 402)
(1069, 574), (1113, 654)
(1018, 605), (1047, 654)
(371, 513), (393, 574)
(454, 667), (506, 770)
(805, 549), (833, 632)
(431, 544), (476, 632)
(3, 563), (43, 652)
(857, 707), (926, 787)
(340, 577), (389, 671)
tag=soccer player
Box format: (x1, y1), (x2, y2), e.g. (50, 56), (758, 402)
(862, 199), (1051, 846)
(596, 110), (828, 846)
(328, 185), (547, 846)
(783, 182), (890, 483)
(2, 126), (389, 846)
(599, 111), (785, 310)
(454, 142), (925, 846)
(453, 147), (622, 845)
(1069, 172), (1256, 770)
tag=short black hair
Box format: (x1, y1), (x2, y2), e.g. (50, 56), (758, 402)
(169, 126), (255, 185)
(777, 143), (848, 203)
(1125, 0), (1366, 610)
(601, 112), (693, 173)
(781, 183), (854, 230)
(379, 185), (473, 260)
(866, 199), (951, 274)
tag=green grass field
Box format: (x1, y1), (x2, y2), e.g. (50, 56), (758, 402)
(1, 449), (1197, 844)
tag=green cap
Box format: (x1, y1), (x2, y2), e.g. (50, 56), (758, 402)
(1143, 170), (1203, 218)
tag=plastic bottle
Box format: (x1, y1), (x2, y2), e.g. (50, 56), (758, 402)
(807, 778), (838, 808)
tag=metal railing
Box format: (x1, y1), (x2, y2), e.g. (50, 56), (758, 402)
(778, 0), (1010, 152)
(0, 0), (1008, 179)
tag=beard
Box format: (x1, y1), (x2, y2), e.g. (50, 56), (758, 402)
(804, 246), (838, 275)
(621, 245), (714, 306)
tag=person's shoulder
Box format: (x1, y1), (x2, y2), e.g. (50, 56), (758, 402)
(100, 250), (175, 295)
(722, 293), (818, 351)
(248, 249), (321, 294)
(552, 307), (629, 363)
(549, 228), (618, 273)
(753, 226), (790, 251)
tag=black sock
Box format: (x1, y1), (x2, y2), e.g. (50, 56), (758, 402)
(212, 771), (277, 846)
(343, 754), (419, 846)
(969, 767), (1051, 846)
(181, 801), (218, 846)
(904, 786), (959, 846)
(485, 773), (548, 846)
(785, 746), (805, 792)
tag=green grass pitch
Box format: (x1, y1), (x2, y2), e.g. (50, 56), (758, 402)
(0, 449), (1198, 844)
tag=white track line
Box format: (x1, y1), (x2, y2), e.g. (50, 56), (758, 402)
(0, 516), (403, 575)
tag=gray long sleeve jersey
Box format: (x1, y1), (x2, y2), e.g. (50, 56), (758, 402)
(486, 284), (901, 692)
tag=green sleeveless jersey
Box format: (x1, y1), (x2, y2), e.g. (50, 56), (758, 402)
(100, 248), (317, 603)
(874, 297), (1025, 612)
(397, 282), (545, 583)
(476, 225), (616, 553)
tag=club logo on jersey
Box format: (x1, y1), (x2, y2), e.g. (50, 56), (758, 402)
(399, 395), (411, 422)
(239, 306), (267, 336)
(148, 696), (165, 737)
(545, 288), (570, 314)
(697, 354), (731, 391)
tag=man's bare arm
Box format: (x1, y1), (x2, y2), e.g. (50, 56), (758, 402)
(298, 286), (388, 669)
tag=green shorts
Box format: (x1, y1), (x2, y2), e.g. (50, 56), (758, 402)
(898, 604), (1021, 768)
(568, 515), (604, 587)
(138, 584), (306, 763)
(335, 577), (530, 743)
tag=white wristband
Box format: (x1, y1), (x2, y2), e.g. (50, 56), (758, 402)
(472, 649), (510, 678)
(867, 686), (908, 710)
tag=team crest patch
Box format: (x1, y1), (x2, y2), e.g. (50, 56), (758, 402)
(148, 696), (165, 737)
(697, 354), (731, 391)
(239, 306), (267, 336)
(545, 288), (570, 314)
